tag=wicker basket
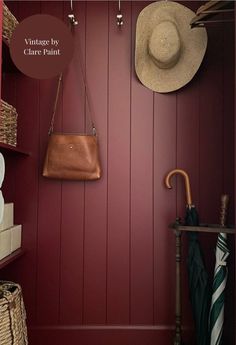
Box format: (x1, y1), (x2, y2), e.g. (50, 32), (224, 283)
(2, 3), (18, 44)
(0, 281), (28, 345)
(0, 100), (18, 147)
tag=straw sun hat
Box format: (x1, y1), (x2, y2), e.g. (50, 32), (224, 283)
(135, 1), (208, 93)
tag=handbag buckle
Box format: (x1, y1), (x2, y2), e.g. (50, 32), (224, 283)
(92, 125), (97, 136)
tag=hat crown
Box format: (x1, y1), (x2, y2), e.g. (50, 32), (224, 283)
(135, 1), (208, 93)
(148, 21), (181, 69)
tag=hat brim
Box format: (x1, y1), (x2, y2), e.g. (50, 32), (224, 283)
(135, 1), (208, 93)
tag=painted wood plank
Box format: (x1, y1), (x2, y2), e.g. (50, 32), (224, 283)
(196, 27), (227, 344)
(36, 0), (63, 325)
(106, 1), (131, 324)
(199, 25), (224, 224)
(176, 77), (201, 327)
(83, 1), (108, 324)
(234, 9), (236, 345)
(29, 326), (189, 345)
(0, 249), (25, 269)
(1, 0), (40, 326)
(176, 84), (200, 217)
(222, 20), (235, 345)
(154, 93), (177, 325)
(130, 1), (154, 325)
(223, 22), (234, 225)
(59, 1), (86, 325)
(13, 74), (40, 324)
(198, 24), (225, 290)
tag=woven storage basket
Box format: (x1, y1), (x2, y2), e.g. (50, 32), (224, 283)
(2, 3), (18, 44)
(0, 281), (28, 345)
(0, 100), (18, 147)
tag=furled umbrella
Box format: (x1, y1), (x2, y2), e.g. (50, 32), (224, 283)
(165, 169), (211, 345)
(209, 195), (230, 345)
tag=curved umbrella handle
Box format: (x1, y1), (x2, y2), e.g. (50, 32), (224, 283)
(164, 169), (192, 206)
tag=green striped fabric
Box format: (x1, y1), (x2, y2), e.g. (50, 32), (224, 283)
(209, 233), (229, 345)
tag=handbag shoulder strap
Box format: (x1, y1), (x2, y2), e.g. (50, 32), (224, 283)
(48, 24), (96, 136)
(48, 73), (62, 135)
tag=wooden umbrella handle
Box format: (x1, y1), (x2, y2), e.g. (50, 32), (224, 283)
(220, 194), (229, 227)
(165, 169), (192, 206)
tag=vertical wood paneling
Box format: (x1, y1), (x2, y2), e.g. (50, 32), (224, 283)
(176, 84), (200, 215)
(198, 26), (225, 288)
(176, 82), (200, 326)
(14, 72), (40, 323)
(199, 26), (224, 224)
(2, 0), (40, 325)
(37, 81), (62, 324)
(130, 1), (154, 324)
(232, 11), (236, 341)
(83, 1), (108, 324)
(106, 2), (131, 324)
(154, 93), (176, 325)
(223, 22), (234, 224)
(1, 2), (234, 344)
(36, 0), (63, 325)
(59, 1), (86, 325)
(223, 21), (235, 344)
(14, 78), (40, 323)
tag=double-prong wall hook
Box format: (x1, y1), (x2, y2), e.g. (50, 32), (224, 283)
(116, 0), (124, 26)
(68, 0), (78, 26)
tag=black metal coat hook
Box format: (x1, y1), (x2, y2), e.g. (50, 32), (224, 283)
(68, 0), (78, 26)
(116, 0), (124, 26)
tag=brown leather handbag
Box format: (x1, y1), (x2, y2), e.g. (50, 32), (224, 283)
(43, 131), (101, 181)
(43, 68), (101, 181)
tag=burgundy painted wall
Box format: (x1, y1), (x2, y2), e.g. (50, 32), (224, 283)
(1, 1), (235, 344)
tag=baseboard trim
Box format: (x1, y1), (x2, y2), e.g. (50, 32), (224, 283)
(29, 324), (194, 345)
(30, 324), (176, 330)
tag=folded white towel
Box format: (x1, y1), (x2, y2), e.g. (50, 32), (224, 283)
(0, 191), (4, 224)
(0, 153), (5, 189)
